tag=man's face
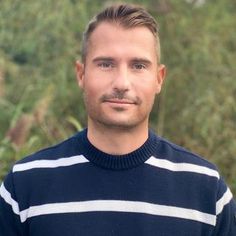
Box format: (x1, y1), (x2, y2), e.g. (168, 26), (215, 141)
(76, 22), (165, 130)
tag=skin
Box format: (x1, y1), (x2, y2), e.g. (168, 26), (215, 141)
(76, 22), (166, 155)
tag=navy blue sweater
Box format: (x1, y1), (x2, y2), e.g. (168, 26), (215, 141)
(0, 129), (236, 235)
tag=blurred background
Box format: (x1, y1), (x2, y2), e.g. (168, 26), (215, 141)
(0, 0), (236, 195)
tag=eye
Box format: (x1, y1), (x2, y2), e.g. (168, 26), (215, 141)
(97, 61), (114, 69)
(133, 63), (146, 70)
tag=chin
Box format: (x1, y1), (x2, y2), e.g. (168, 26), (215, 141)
(96, 116), (147, 130)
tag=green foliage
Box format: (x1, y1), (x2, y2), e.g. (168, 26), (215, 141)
(152, 0), (236, 194)
(0, 0), (236, 195)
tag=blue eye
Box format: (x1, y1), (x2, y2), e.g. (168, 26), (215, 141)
(98, 62), (114, 68)
(133, 63), (146, 70)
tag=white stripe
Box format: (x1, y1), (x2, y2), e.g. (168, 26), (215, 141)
(19, 200), (216, 225)
(0, 183), (20, 215)
(216, 188), (233, 215)
(145, 156), (219, 178)
(13, 155), (89, 172)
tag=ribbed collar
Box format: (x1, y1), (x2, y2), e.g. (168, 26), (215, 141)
(77, 129), (159, 170)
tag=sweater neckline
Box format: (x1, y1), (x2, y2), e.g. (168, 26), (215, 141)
(78, 129), (159, 170)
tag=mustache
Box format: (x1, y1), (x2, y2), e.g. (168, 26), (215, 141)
(100, 91), (141, 105)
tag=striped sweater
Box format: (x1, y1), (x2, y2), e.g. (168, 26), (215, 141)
(0, 129), (235, 235)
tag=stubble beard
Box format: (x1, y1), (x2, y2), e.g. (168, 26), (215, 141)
(89, 109), (149, 131)
(84, 93), (154, 132)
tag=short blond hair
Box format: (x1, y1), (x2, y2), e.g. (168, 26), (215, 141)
(81, 4), (161, 63)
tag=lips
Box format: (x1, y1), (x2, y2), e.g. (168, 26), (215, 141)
(104, 99), (135, 105)
(100, 93), (142, 105)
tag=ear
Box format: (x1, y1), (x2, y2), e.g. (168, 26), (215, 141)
(156, 64), (166, 94)
(75, 60), (85, 89)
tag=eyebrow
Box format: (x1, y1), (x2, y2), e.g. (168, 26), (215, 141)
(92, 57), (152, 65)
(92, 57), (114, 63)
(131, 58), (152, 66)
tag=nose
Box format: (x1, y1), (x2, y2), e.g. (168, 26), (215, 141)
(112, 65), (131, 92)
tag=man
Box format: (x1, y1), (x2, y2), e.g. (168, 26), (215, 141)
(0, 4), (235, 236)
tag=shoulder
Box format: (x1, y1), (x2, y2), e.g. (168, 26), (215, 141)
(15, 129), (87, 165)
(152, 132), (218, 171)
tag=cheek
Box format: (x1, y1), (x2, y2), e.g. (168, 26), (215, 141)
(138, 83), (157, 99)
(83, 81), (104, 106)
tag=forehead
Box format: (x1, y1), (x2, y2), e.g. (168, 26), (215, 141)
(86, 22), (157, 62)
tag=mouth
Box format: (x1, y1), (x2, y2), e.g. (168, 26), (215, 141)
(100, 93), (141, 106)
(104, 99), (136, 105)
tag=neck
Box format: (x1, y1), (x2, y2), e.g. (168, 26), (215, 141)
(87, 121), (149, 155)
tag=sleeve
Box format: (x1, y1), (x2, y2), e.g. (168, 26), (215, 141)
(0, 171), (26, 236)
(213, 177), (236, 235)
